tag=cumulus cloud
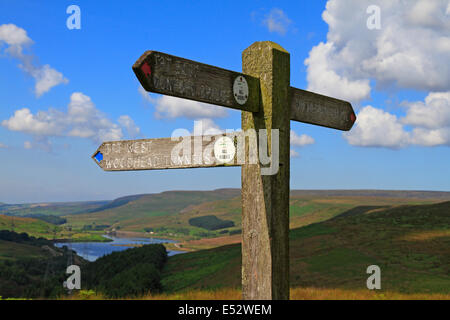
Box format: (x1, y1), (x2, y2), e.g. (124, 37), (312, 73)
(154, 95), (228, 120)
(139, 86), (228, 120)
(0, 24), (68, 97)
(118, 115), (141, 138)
(402, 92), (450, 130)
(307, 1), (450, 149)
(1, 92), (140, 150)
(290, 149), (300, 158)
(262, 8), (292, 36)
(193, 118), (223, 135)
(138, 86), (154, 103)
(290, 131), (314, 159)
(290, 130), (315, 147)
(305, 42), (371, 103)
(344, 92), (450, 148)
(344, 106), (411, 148)
(0, 23), (32, 51)
(305, 0), (450, 104)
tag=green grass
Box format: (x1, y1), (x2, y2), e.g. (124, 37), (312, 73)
(161, 201), (450, 294)
(0, 201), (108, 217)
(0, 215), (110, 242)
(289, 223), (336, 240)
(162, 244), (241, 292)
(0, 240), (48, 261)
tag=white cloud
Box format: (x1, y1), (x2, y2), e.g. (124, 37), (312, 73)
(290, 130), (315, 147)
(344, 106), (410, 148)
(290, 131), (314, 159)
(344, 92), (450, 148)
(405, 91), (450, 146)
(139, 86), (228, 126)
(118, 115), (141, 138)
(263, 8), (292, 36)
(2, 92), (140, 150)
(1, 108), (64, 136)
(402, 92), (450, 130)
(193, 118), (223, 135)
(138, 86), (154, 103)
(23, 137), (52, 152)
(0, 24), (68, 97)
(290, 149), (300, 158)
(410, 127), (450, 146)
(306, 1), (450, 149)
(0, 142), (7, 148)
(0, 23), (32, 50)
(30, 64), (69, 97)
(154, 95), (228, 120)
(305, 42), (371, 103)
(305, 0), (450, 105)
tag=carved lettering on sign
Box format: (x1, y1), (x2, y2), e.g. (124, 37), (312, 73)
(133, 51), (260, 112)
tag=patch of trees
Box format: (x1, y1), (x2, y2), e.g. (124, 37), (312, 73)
(229, 229), (242, 235)
(82, 224), (110, 231)
(188, 215), (235, 231)
(83, 244), (167, 298)
(24, 214), (67, 225)
(0, 240), (77, 298)
(0, 230), (51, 247)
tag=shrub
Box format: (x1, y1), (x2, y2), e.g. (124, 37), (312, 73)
(188, 215), (235, 231)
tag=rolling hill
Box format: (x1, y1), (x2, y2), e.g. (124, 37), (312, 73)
(0, 200), (108, 217)
(63, 189), (450, 240)
(2, 189), (449, 244)
(161, 201), (450, 295)
(0, 214), (108, 242)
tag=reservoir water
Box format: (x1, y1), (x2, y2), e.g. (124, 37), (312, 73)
(54, 235), (184, 261)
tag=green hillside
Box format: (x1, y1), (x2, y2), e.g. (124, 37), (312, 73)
(3, 189), (449, 244)
(161, 201), (450, 294)
(66, 189), (241, 235)
(64, 189), (449, 241)
(0, 215), (108, 242)
(0, 201), (108, 217)
(0, 239), (49, 261)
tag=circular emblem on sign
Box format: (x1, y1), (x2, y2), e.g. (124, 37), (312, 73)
(214, 136), (236, 164)
(233, 75), (249, 105)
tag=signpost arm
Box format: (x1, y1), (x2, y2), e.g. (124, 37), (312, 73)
(241, 41), (290, 300)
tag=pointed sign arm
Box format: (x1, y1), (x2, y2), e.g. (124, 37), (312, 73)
(133, 50), (356, 131)
(290, 87), (356, 131)
(91, 135), (241, 172)
(133, 51), (260, 112)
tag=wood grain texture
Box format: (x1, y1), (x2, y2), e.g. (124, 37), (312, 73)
(92, 135), (240, 171)
(133, 51), (260, 112)
(290, 88), (356, 131)
(241, 41), (291, 300)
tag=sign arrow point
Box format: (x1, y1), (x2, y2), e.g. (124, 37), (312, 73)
(93, 151), (103, 164)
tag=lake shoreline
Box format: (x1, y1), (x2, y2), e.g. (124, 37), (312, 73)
(54, 235), (185, 262)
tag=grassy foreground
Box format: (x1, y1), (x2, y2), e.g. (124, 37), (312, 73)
(62, 287), (450, 300)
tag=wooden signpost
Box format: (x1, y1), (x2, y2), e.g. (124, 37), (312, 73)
(92, 41), (356, 300)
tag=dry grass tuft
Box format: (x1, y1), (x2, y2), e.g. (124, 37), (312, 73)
(61, 287), (450, 300)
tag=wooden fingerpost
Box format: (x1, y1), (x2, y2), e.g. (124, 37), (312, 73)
(241, 41), (291, 300)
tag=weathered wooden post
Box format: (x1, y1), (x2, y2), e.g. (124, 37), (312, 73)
(241, 41), (290, 300)
(93, 40), (356, 301)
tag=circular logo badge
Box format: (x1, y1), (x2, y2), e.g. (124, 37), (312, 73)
(214, 136), (236, 164)
(233, 75), (249, 105)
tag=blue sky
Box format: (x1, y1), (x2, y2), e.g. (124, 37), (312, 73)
(0, 0), (449, 203)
